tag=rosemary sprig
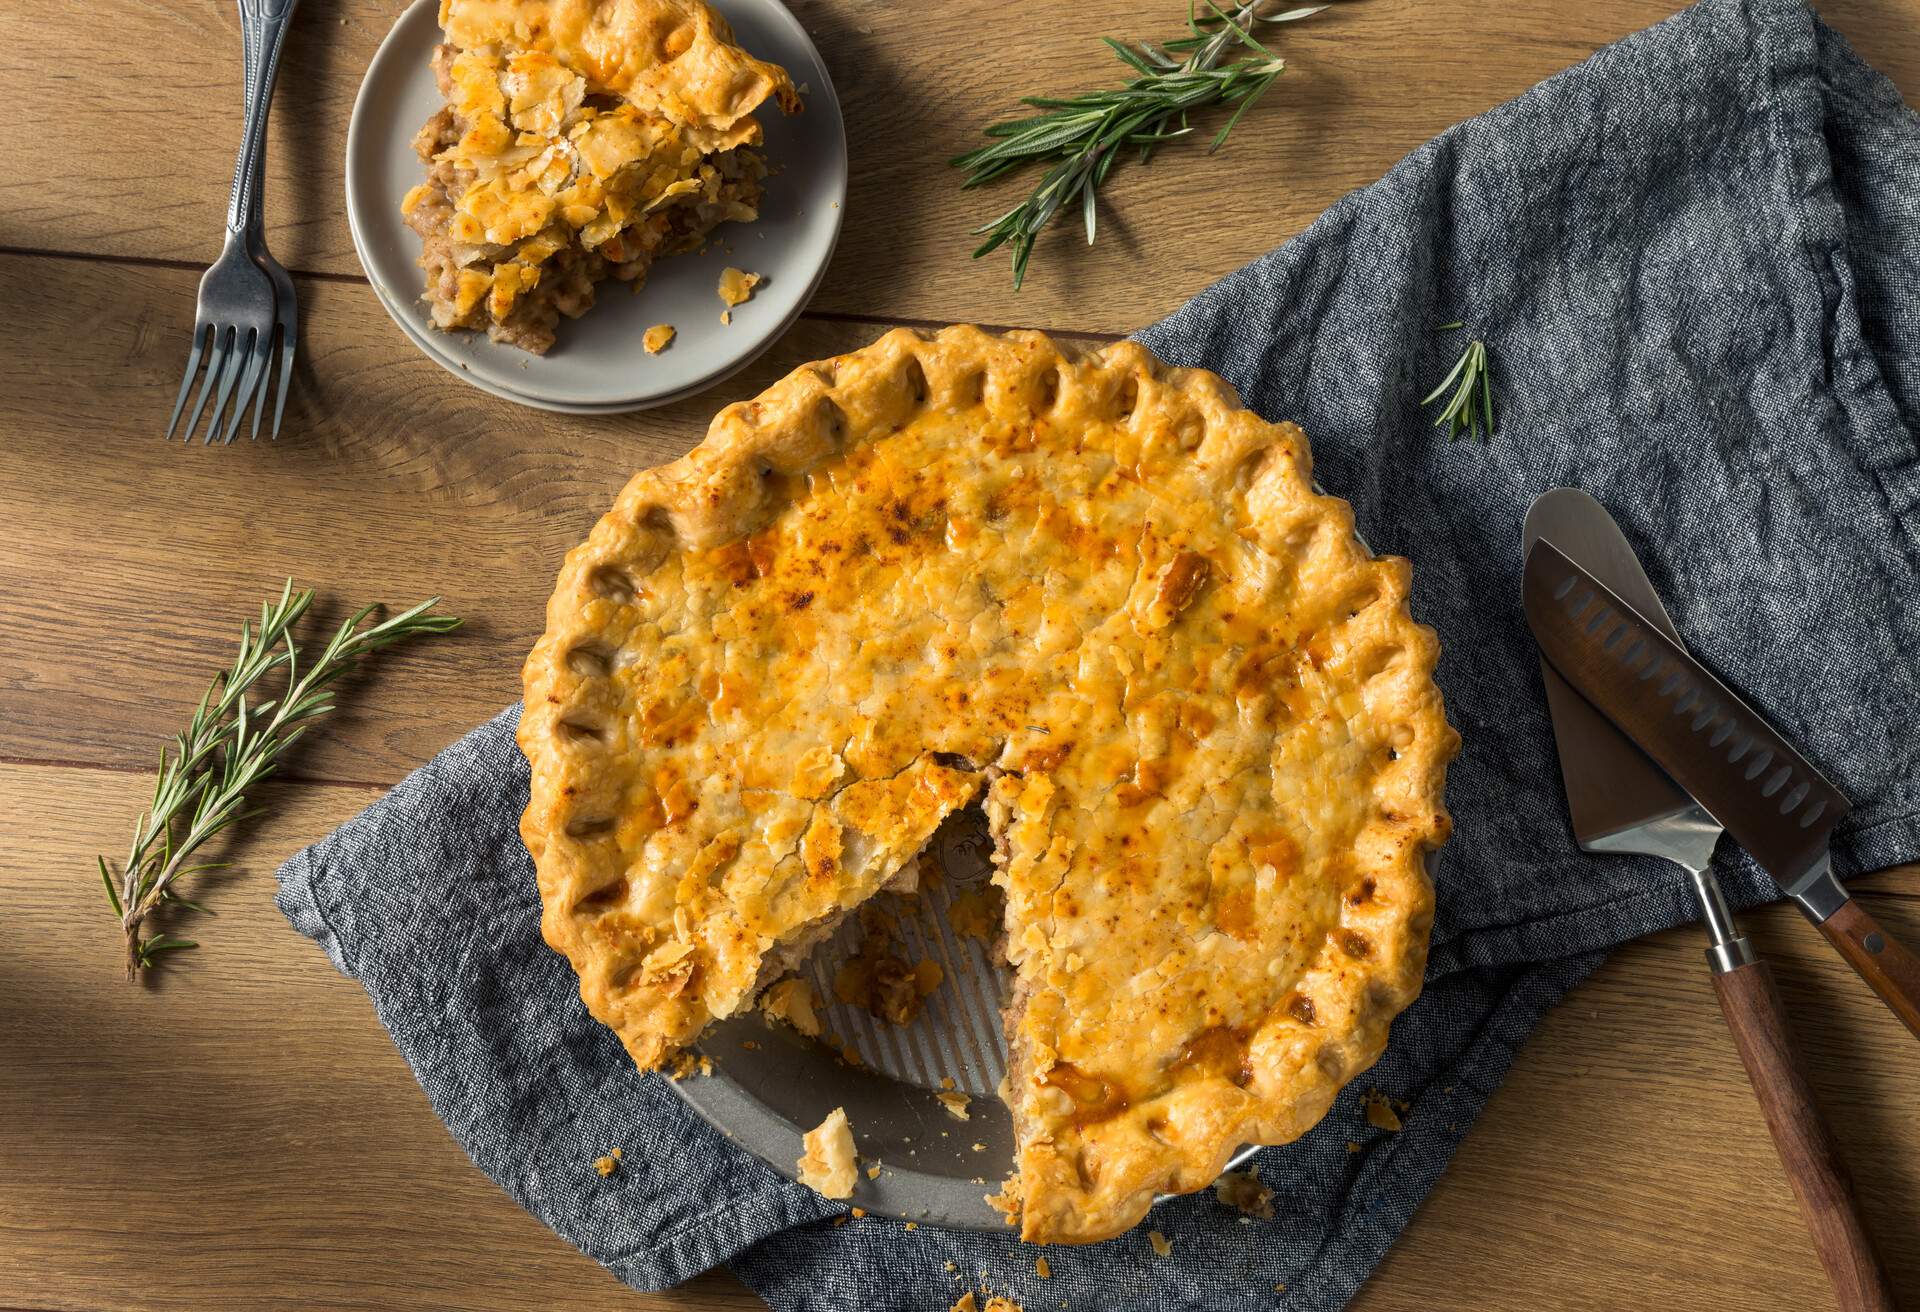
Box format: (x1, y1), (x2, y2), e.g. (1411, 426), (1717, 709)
(953, 1), (1332, 289)
(103, 582), (460, 980)
(1422, 324), (1495, 441)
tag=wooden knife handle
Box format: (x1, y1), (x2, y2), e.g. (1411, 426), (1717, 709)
(1817, 899), (1920, 1042)
(1711, 960), (1895, 1312)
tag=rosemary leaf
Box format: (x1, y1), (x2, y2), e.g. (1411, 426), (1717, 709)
(953, 0), (1336, 289)
(103, 583), (460, 980)
(1422, 329), (1497, 441)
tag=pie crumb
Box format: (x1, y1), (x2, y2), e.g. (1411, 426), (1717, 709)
(718, 266), (762, 307)
(970, 1142), (986, 1152)
(949, 1296), (977, 1312)
(1034, 1256), (1051, 1278)
(937, 1091), (972, 1121)
(986, 1184), (1020, 1224)
(1363, 1088), (1404, 1132)
(1214, 1169), (1275, 1220)
(1346, 1141), (1362, 1154)
(914, 957), (945, 996)
(643, 324), (675, 354)
(720, 309), (731, 325)
(984, 1298), (1024, 1312)
(836, 946), (933, 1025)
(593, 1154), (618, 1177)
(664, 1051), (712, 1082)
(944, 1260), (958, 1273)
(851, 1207), (867, 1218)
(866, 1163), (882, 1180)
(761, 978), (823, 1037)
(905, 1221), (918, 1230)
(796, 1107), (858, 1199)
(940, 1076), (957, 1090)
(1274, 1283), (1287, 1293)
(1148, 1230), (1173, 1258)
(947, 888), (1000, 942)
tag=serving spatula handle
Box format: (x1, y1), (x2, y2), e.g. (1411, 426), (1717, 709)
(1815, 899), (1920, 1042)
(1711, 959), (1895, 1311)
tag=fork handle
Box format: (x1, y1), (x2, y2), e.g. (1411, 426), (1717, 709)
(238, 2), (270, 240)
(226, 0), (302, 236)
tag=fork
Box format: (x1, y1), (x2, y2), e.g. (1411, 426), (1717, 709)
(239, 1), (299, 443)
(165, 0), (302, 444)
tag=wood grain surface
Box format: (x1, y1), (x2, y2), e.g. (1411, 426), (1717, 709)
(3, 0), (1918, 1308)
(5, 0), (1916, 335)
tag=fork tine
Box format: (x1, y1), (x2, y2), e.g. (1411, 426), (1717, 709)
(268, 310), (297, 442)
(225, 327), (273, 445)
(165, 323), (213, 441)
(180, 326), (233, 445)
(247, 325), (275, 442)
(201, 330), (252, 446)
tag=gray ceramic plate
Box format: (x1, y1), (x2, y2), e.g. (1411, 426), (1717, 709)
(344, 0), (846, 412)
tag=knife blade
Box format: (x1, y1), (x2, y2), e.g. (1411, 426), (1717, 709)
(1523, 539), (1846, 899)
(1524, 538), (1920, 1042)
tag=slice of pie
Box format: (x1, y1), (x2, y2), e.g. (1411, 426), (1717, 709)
(519, 327), (1457, 1243)
(402, 0), (799, 354)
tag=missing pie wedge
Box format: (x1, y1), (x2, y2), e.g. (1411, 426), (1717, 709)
(402, 0), (799, 354)
(519, 326), (1457, 1243)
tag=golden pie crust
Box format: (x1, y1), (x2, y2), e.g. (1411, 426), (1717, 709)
(519, 326), (1456, 1244)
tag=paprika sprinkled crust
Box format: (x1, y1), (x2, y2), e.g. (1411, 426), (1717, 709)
(518, 325), (1456, 1244)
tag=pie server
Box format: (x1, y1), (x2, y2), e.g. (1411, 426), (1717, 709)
(1522, 490), (1896, 1310)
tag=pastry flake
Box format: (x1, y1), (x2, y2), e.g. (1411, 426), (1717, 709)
(759, 977), (821, 1036)
(1213, 1169), (1275, 1219)
(717, 265), (761, 306)
(519, 326), (1457, 1244)
(796, 1106), (857, 1199)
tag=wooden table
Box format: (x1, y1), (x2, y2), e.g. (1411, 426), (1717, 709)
(3, 1), (1915, 1308)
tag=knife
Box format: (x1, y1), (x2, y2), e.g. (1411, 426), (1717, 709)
(1523, 493), (1896, 1311)
(1523, 535), (1920, 1041)
(1523, 490), (1727, 941)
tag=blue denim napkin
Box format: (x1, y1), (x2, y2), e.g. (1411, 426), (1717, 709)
(277, 0), (1920, 1306)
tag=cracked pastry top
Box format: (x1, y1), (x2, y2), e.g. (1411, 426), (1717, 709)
(519, 326), (1457, 1244)
(402, 0), (798, 354)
